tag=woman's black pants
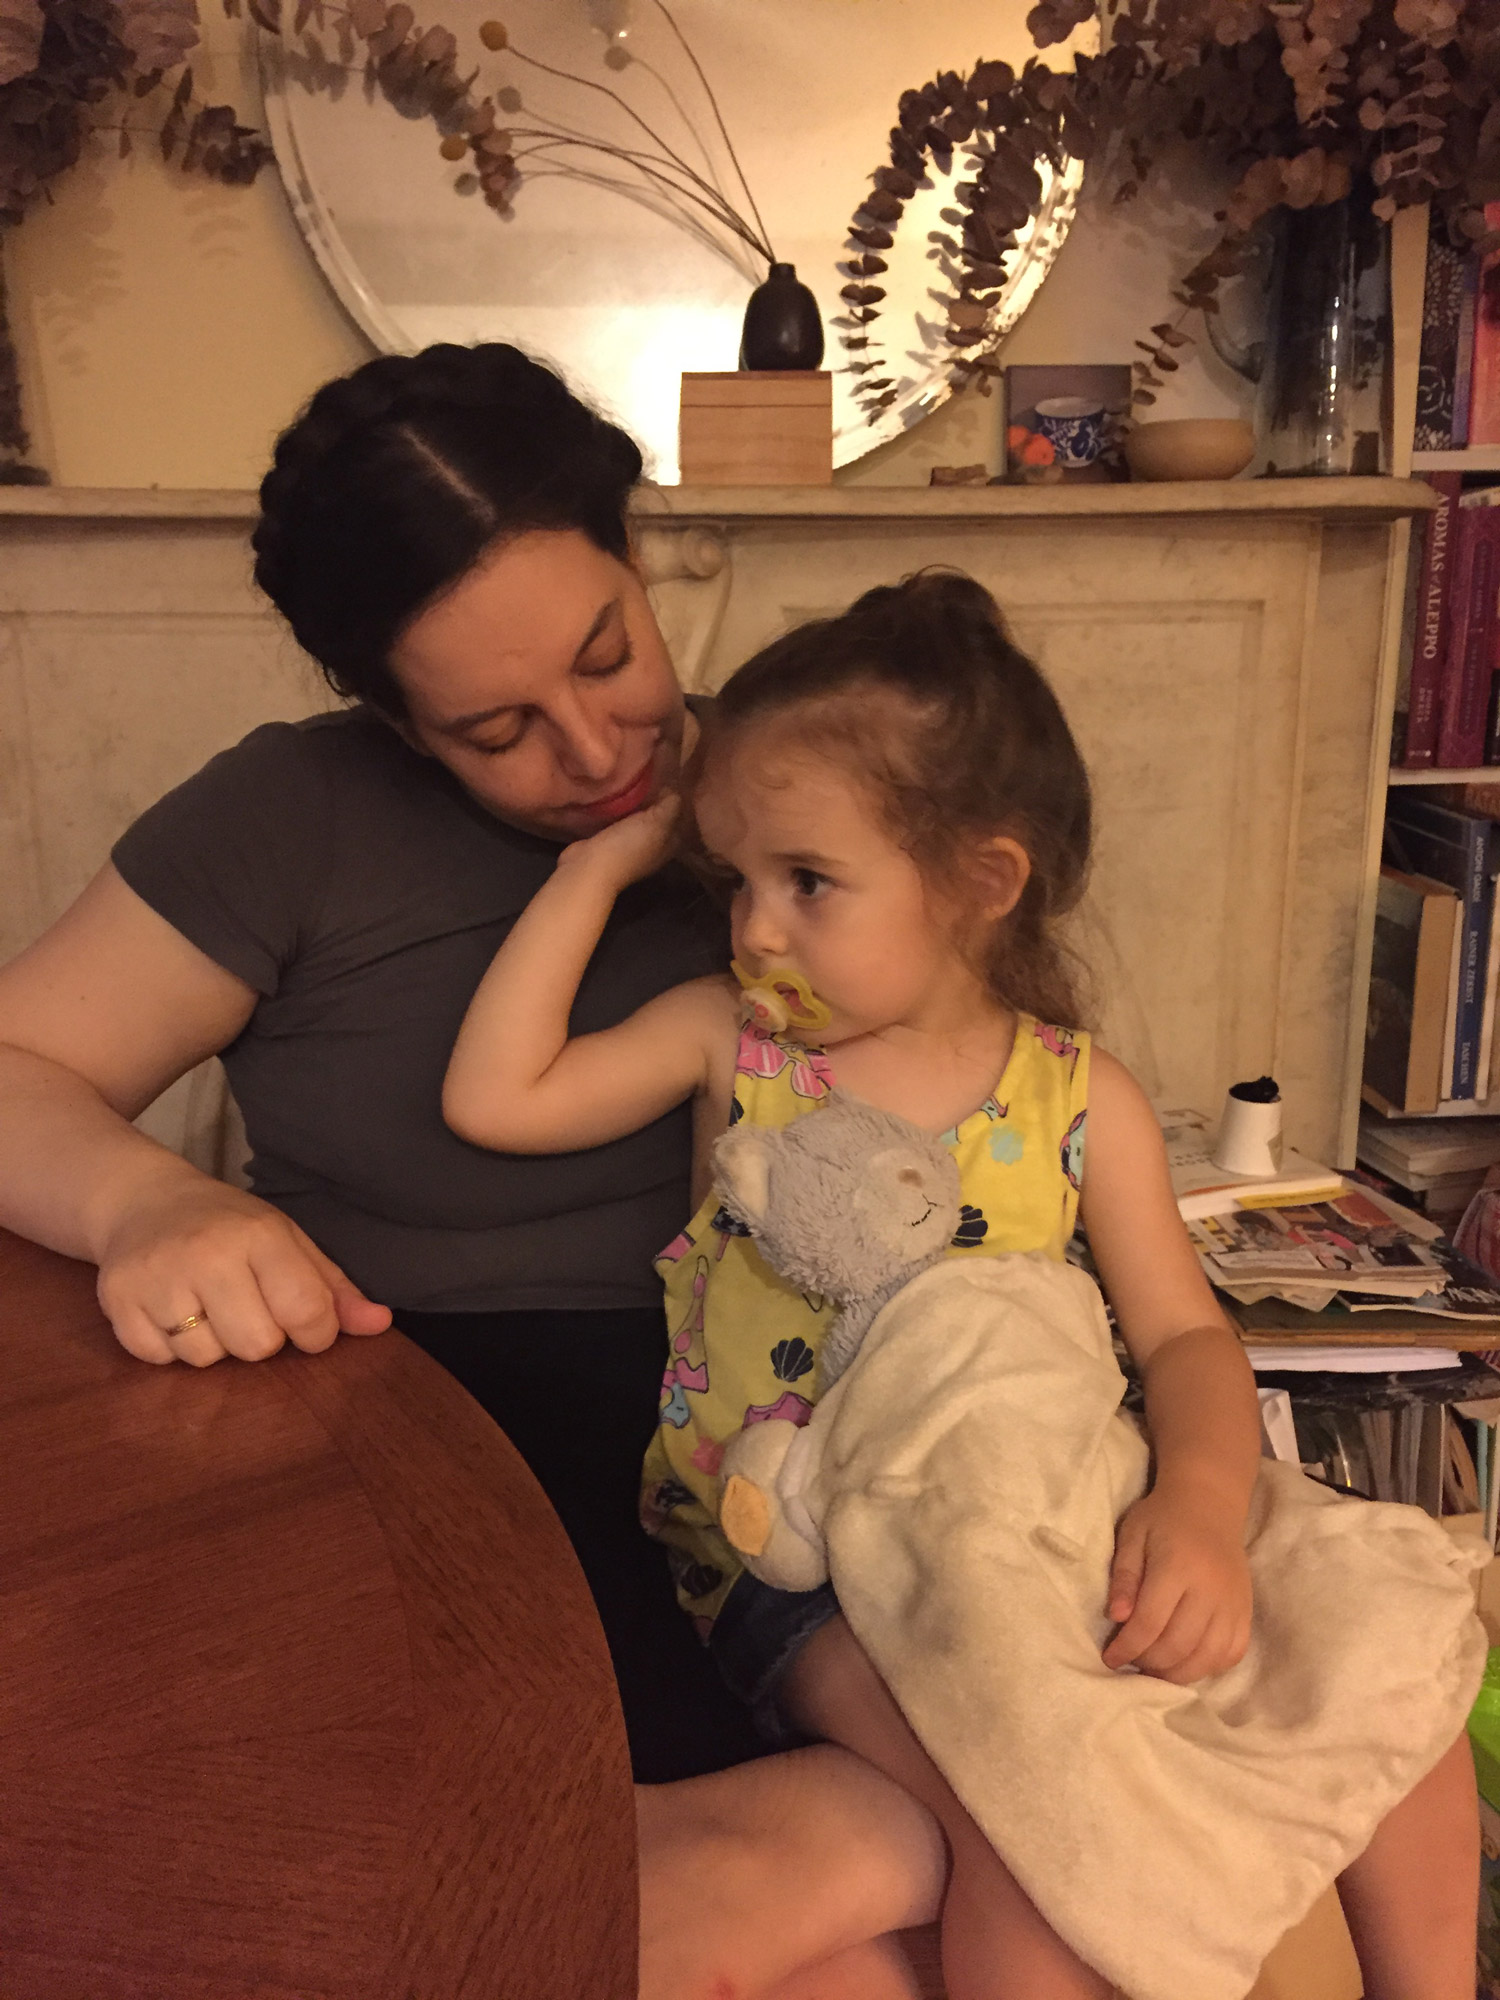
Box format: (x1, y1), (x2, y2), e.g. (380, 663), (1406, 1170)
(398, 1305), (765, 1784)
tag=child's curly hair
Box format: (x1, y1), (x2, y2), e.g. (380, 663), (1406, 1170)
(702, 569), (1093, 1029)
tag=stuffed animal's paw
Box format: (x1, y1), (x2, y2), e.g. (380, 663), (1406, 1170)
(719, 1419), (829, 1592)
(722, 1473), (774, 1556)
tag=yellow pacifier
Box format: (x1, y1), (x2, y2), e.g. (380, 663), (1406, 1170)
(732, 960), (833, 1035)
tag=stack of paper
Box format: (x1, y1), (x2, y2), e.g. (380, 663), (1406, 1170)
(1157, 1106), (1500, 1322)
(1243, 1344), (1461, 1374)
(1187, 1188), (1445, 1310)
(1159, 1105), (1346, 1220)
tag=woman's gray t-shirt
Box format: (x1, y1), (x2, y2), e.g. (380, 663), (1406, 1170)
(112, 710), (727, 1312)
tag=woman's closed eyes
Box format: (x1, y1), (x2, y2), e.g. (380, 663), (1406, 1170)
(469, 643), (637, 755)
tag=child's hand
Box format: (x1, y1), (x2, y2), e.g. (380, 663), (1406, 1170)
(559, 792), (681, 891)
(1101, 1487), (1252, 1684)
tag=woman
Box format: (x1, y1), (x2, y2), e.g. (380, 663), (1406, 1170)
(0, 344), (944, 2000)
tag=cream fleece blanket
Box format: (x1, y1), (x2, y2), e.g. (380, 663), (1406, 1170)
(755, 1255), (1487, 2000)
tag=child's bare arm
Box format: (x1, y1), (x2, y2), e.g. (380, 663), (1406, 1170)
(443, 799), (739, 1154)
(1080, 1051), (1261, 1684)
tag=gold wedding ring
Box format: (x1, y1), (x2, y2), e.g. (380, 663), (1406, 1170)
(167, 1313), (210, 1339)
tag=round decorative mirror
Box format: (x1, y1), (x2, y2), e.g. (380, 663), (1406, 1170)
(261, 0), (1080, 480)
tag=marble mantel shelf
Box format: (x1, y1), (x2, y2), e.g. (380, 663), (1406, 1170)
(0, 477), (1435, 526)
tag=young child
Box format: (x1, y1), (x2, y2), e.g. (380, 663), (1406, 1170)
(444, 572), (1477, 2000)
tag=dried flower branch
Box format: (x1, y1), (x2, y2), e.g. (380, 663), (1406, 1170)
(273, 0), (773, 263)
(845, 0), (1500, 430)
(454, 10), (776, 265)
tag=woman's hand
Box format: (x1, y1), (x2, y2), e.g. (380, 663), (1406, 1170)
(95, 1168), (392, 1368)
(1101, 1484), (1253, 1684)
(558, 792), (681, 893)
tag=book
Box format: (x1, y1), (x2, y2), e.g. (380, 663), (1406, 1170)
(1228, 1292), (1500, 1345)
(1349, 1156), (1489, 1232)
(1457, 251), (1481, 449)
(1358, 1160), (1489, 1203)
(1454, 486), (1500, 769)
(1357, 1110), (1500, 1180)
(1471, 205), (1500, 447)
(1444, 891), (1464, 1096)
(1415, 231), (1470, 451)
(1156, 1105), (1344, 1219)
(1363, 867), (1462, 1113)
(1437, 500), (1500, 768)
(1483, 892), (1500, 1096)
(1426, 783), (1500, 815)
(1385, 796), (1498, 1098)
(1404, 472), (1462, 769)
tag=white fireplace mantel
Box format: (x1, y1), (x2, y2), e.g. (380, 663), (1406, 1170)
(0, 481), (1428, 1169)
(0, 477), (1436, 523)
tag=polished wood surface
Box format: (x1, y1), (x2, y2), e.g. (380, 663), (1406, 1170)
(0, 1229), (635, 1999)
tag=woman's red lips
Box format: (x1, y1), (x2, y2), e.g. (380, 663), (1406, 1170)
(578, 760), (657, 824)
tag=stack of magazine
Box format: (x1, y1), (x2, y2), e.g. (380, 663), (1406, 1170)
(1160, 1105), (1500, 1322)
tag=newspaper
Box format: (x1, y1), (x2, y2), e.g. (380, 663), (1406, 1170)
(1189, 1188), (1443, 1289)
(1194, 1188), (1500, 1322)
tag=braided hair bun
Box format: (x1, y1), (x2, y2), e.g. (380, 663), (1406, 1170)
(252, 343), (644, 714)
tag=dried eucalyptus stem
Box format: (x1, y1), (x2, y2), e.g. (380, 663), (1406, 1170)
(844, 0), (1500, 429)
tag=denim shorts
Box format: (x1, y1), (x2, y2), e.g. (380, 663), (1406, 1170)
(707, 1570), (842, 1749)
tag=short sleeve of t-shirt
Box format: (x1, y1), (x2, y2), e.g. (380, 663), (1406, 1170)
(112, 721), (333, 998)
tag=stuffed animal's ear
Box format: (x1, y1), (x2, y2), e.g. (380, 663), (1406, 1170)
(713, 1127), (776, 1228)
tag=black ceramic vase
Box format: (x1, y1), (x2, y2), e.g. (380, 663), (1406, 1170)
(740, 262), (824, 371)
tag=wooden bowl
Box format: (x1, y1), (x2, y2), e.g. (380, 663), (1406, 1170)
(1123, 418), (1256, 482)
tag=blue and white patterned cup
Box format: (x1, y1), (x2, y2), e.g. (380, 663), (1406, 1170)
(1033, 396), (1107, 468)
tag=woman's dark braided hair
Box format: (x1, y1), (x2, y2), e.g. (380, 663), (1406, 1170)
(252, 342), (644, 716)
(705, 569), (1094, 1028)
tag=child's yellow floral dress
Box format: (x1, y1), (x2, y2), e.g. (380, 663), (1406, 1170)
(641, 1013), (1091, 1631)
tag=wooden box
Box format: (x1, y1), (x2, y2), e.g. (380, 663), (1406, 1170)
(679, 371), (832, 486)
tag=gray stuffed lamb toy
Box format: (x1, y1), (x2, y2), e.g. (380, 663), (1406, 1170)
(708, 1094), (1484, 2000)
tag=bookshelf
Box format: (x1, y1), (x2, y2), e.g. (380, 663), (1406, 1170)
(1366, 1091), (1500, 1118)
(1388, 766), (1500, 785)
(1362, 208), (1500, 1155)
(1412, 447), (1500, 472)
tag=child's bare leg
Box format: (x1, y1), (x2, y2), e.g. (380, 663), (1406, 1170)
(782, 1613), (1112, 2000)
(1335, 1732), (1478, 2000)
(637, 1741), (946, 2000)
(765, 1931), (929, 2000)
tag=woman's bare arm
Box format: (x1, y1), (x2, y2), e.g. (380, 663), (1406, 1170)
(0, 866), (390, 1365)
(0, 866), (256, 1247)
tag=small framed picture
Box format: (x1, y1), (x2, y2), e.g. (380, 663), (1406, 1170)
(1005, 364), (1132, 483)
